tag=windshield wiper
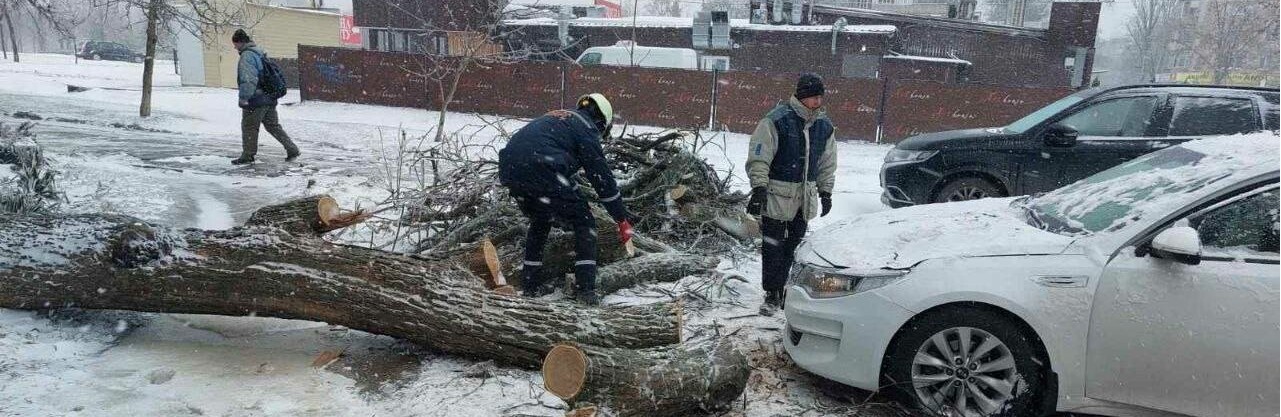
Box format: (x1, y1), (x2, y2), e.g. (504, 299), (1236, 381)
(1013, 197), (1047, 230)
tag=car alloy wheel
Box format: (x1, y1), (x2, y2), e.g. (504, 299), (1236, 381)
(946, 186), (989, 202)
(911, 327), (1019, 416)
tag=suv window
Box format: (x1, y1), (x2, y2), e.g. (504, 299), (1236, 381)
(1168, 96), (1259, 136)
(579, 52), (602, 66)
(1058, 96), (1160, 137)
(1189, 186), (1279, 259)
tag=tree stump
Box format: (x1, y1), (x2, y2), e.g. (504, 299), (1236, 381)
(542, 339), (750, 417)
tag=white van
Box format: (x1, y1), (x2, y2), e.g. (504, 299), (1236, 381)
(576, 42), (703, 70)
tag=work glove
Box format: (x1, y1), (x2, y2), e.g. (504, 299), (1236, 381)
(746, 187), (766, 216)
(617, 219), (634, 245)
(820, 192), (833, 217)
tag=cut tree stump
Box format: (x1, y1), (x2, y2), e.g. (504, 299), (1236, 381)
(0, 199), (682, 369)
(542, 339), (750, 417)
(244, 194), (367, 236)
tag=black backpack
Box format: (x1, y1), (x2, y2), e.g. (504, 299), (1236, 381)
(254, 52), (288, 100)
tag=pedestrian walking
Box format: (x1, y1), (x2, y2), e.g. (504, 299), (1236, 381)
(231, 29), (299, 165)
(498, 93), (634, 305)
(745, 73), (838, 315)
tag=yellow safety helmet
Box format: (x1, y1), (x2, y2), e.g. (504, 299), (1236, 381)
(577, 93), (614, 132)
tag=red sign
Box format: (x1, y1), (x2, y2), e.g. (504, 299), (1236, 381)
(595, 0), (622, 18)
(341, 15), (362, 46)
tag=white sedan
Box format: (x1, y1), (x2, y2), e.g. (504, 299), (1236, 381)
(784, 133), (1279, 417)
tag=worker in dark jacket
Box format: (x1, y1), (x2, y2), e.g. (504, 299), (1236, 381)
(231, 29), (299, 165)
(498, 94), (633, 305)
(745, 73), (838, 315)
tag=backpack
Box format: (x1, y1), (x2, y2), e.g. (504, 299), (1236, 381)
(255, 53), (288, 100)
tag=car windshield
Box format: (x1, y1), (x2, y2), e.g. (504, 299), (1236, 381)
(1019, 138), (1264, 236)
(1003, 93), (1087, 134)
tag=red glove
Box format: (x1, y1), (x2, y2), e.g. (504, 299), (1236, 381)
(618, 220), (634, 244)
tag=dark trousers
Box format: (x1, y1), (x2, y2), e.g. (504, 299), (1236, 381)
(761, 212), (808, 293)
(514, 194), (598, 292)
(241, 106), (298, 158)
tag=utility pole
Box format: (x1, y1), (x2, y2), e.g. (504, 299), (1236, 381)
(630, 0), (638, 66)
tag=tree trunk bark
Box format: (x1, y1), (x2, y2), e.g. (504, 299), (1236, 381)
(0, 11), (7, 60)
(0, 212), (682, 370)
(2, 7), (18, 63)
(139, 0), (160, 117)
(244, 194), (367, 236)
(591, 252), (719, 296)
(542, 339), (750, 417)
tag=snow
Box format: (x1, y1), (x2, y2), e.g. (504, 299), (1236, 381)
(0, 53), (899, 416)
(504, 16), (898, 34)
(797, 197), (1074, 270)
(1029, 133), (1280, 236)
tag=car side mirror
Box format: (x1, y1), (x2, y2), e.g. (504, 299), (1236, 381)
(1148, 226), (1202, 265)
(1044, 123), (1079, 147)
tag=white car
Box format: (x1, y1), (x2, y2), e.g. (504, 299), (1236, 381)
(784, 134), (1279, 417)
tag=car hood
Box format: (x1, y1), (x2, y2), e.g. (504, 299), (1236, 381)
(797, 198), (1076, 270)
(894, 127), (1013, 150)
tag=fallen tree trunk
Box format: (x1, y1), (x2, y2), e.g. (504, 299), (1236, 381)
(244, 194), (367, 235)
(0, 211), (681, 369)
(542, 339), (750, 417)
(590, 252), (720, 296)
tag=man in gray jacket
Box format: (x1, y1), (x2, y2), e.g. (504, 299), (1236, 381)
(745, 73), (838, 315)
(231, 29), (299, 165)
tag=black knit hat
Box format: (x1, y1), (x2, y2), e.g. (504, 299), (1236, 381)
(232, 29), (252, 44)
(795, 73), (824, 100)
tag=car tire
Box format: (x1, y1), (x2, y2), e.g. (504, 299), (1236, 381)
(133, 56), (143, 63)
(882, 305), (1050, 417)
(933, 177), (1003, 203)
(92, 54), (101, 61)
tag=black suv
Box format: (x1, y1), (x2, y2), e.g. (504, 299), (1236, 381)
(880, 85), (1280, 208)
(77, 41), (143, 63)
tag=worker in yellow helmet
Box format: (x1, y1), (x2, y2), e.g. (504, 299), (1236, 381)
(497, 94), (633, 305)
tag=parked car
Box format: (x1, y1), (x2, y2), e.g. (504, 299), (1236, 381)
(880, 85), (1280, 208)
(576, 42), (702, 70)
(77, 41), (143, 63)
(785, 134), (1279, 416)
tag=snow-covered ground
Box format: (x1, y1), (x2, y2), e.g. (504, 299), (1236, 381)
(0, 54), (900, 416)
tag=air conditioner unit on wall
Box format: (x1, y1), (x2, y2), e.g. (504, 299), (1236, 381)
(693, 12), (712, 49)
(711, 11), (730, 49)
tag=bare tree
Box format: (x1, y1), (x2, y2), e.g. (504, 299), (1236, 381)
(0, 0), (78, 62)
(1125, 0), (1179, 82)
(88, 0), (245, 117)
(645, 0), (682, 16)
(1175, 0), (1279, 84)
(375, 0), (558, 141)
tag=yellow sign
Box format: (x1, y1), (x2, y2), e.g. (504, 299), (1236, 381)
(1168, 71), (1279, 87)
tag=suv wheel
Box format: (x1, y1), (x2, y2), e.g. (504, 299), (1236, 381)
(934, 177), (1003, 203)
(133, 55), (143, 63)
(92, 53), (102, 60)
(883, 306), (1049, 417)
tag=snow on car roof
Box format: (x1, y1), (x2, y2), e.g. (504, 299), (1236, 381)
(1030, 132), (1280, 235)
(503, 16), (897, 34)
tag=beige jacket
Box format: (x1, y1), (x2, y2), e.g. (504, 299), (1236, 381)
(746, 97), (838, 222)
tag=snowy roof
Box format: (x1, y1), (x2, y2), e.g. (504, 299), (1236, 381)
(508, 0), (598, 6)
(503, 16), (897, 34)
(883, 53), (971, 66)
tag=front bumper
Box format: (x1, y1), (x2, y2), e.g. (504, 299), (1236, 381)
(879, 161), (939, 208)
(782, 286), (915, 391)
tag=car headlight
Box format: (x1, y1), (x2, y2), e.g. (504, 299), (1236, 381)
(789, 264), (910, 299)
(883, 149), (938, 164)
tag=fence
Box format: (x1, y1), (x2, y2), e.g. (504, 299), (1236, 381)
(298, 46), (1071, 143)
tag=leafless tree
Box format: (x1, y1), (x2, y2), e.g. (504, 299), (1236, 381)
(645, 0), (682, 17)
(1174, 0), (1279, 84)
(88, 0), (247, 117)
(1125, 0), (1179, 82)
(0, 0), (79, 62)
